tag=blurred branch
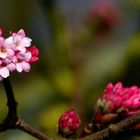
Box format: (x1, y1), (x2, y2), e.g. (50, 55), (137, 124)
(80, 112), (140, 140)
(1, 78), (54, 140)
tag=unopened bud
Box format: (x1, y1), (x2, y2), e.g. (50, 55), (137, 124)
(58, 109), (81, 138)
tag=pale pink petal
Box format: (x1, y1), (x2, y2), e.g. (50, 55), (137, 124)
(7, 49), (14, 56)
(0, 52), (7, 58)
(17, 52), (25, 60)
(3, 57), (12, 64)
(21, 62), (30, 72)
(0, 67), (9, 78)
(17, 29), (25, 37)
(0, 37), (4, 46)
(16, 45), (26, 52)
(7, 63), (16, 71)
(16, 63), (23, 72)
(12, 56), (17, 63)
(20, 37), (32, 47)
(4, 36), (13, 48)
(24, 52), (32, 61)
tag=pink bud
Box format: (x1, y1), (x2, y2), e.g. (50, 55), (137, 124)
(58, 109), (81, 138)
(27, 45), (39, 56)
(94, 82), (140, 129)
(27, 46), (39, 63)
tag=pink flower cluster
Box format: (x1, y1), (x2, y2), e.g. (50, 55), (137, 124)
(94, 82), (140, 128)
(0, 28), (39, 80)
(58, 109), (81, 137)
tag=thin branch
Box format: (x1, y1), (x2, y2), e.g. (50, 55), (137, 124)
(17, 119), (54, 140)
(2, 78), (17, 115)
(80, 112), (140, 140)
(2, 78), (54, 140)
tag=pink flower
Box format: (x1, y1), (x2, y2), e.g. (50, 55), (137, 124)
(0, 28), (39, 80)
(94, 82), (140, 129)
(14, 52), (32, 72)
(5, 29), (32, 53)
(58, 109), (81, 138)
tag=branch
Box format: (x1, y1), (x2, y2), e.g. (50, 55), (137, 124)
(17, 119), (54, 140)
(3, 78), (17, 115)
(2, 78), (54, 140)
(80, 112), (140, 140)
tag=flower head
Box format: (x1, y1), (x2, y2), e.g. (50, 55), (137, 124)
(58, 109), (81, 138)
(0, 28), (39, 80)
(94, 82), (140, 129)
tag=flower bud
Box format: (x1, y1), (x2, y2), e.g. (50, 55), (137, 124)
(27, 46), (39, 63)
(58, 109), (81, 138)
(94, 82), (140, 129)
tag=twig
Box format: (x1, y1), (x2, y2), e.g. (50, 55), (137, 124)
(3, 78), (17, 115)
(80, 112), (140, 140)
(17, 119), (54, 140)
(2, 78), (54, 140)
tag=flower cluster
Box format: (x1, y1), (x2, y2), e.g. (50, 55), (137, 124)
(0, 28), (39, 80)
(94, 82), (140, 129)
(58, 109), (81, 138)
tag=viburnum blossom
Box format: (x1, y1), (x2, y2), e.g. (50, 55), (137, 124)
(0, 28), (39, 80)
(58, 109), (81, 138)
(5, 29), (32, 52)
(93, 82), (140, 129)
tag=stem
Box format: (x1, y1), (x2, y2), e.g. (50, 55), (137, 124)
(2, 78), (18, 129)
(80, 112), (140, 140)
(2, 78), (17, 115)
(2, 78), (54, 140)
(17, 119), (53, 140)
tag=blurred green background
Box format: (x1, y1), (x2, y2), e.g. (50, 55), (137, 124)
(0, 0), (140, 139)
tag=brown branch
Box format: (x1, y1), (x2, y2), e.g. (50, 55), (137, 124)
(80, 112), (140, 140)
(2, 78), (54, 140)
(16, 119), (54, 140)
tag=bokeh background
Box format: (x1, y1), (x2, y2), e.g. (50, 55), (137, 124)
(0, 0), (140, 139)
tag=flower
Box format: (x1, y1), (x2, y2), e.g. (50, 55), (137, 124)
(93, 82), (140, 129)
(5, 29), (32, 53)
(58, 109), (81, 138)
(0, 28), (39, 80)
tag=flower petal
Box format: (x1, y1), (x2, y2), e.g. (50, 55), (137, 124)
(0, 67), (9, 78)
(16, 63), (23, 72)
(21, 62), (30, 72)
